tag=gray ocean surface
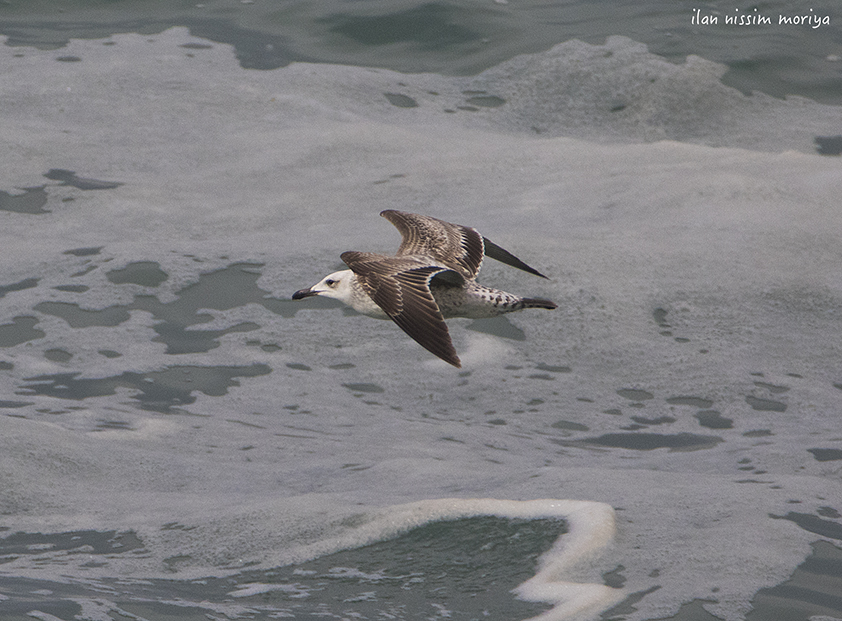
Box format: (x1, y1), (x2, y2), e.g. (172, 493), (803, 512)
(1, 2), (842, 621)
(2, 0), (842, 103)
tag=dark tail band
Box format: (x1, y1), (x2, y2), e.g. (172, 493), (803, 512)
(521, 298), (557, 310)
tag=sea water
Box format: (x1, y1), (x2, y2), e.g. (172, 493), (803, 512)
(1, 4), (842, 621)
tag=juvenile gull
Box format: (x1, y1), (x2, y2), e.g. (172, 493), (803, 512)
(292, 210), (556, 367)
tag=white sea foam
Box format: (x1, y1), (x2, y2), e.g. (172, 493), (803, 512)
(1, 27), (841, 621)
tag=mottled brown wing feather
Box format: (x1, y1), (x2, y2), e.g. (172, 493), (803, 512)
(341, 251), (462, 367)
(380, 210), (484, 280)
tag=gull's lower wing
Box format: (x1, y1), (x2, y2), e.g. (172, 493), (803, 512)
(342, 252), (462, 367)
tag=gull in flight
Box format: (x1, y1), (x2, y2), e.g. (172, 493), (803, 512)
(292, 210), (556, 367)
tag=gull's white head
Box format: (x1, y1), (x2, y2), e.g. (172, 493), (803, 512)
(293, 269), (387, 318)
(292, 269), (356, 303)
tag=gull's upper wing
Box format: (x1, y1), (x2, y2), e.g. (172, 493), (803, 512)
(381, 210), (549, 280)
(380, 210), (484, 280)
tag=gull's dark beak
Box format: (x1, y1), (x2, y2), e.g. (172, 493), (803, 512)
(292, 287), (317, 300)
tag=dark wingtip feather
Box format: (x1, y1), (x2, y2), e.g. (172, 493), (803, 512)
(483, 237), (549, 279)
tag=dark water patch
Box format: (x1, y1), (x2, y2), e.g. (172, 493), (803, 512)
(769, 512), (842, 540)
(64, 246), (103, 257)
(603, 408), (623, 416)
(43, 348), (72, 362)
(98, 349), (122, 358)
(464, 95), (505, 107)
(150, 319), (261, 355)
(246, 339), (281, 353)
(160, 262), (264, 312)
(808, 448), (842, 462)
(251, 515), (564, 618)
(0, 401), (32, 408)
(0, 277), (38, 298)
(286, 363), (312, 371)
(695, 410), (733, 429)
(579, 432), (723, 451)
(0, 361), (13, 370)
(329, 363), (356, 370)
(71, 265), (98, 277)
(106, 261), (168, 287)
(815, 135), (842, 156)
(609, 98), (628, 113)
(180, 42), (212, 49)
(617, 388), (654, 401)
(743, 429), (773, 437)
(602, 565), (627, 589)
(535, 362), (571, 373)
(136, 263), (273, 354)
(600, 585), (662, 619)
(384, 92), (418, 108)
(53, 284), (89, 292)
(17, 364), (271, 413)
(753, 381), (789, 394)
(34, 301), (131, 327)
(466, 316), (526, 340)
(56, 55), (81, 62)
(317, 3), (482, 48)
(35, 263), (296, 354)
(666, 396), (714, 409)
(631, 415), (675, 426)
(653, 307), (670, 327)
(373, 173), (406, 185)
(647, 598), (724, 620)
(0, 316), (45, 347)
(43, 168), (123, 190)
(819, 507), (841, 519)
(745, 395), (787, 412)
(0, 186), (49, 214)
(0, 517), (562, 621)
(0, 530), (144, 556)
(95, 419), (133, 431)
(342, 382), (385, 394)
(746, 541), (842, 620)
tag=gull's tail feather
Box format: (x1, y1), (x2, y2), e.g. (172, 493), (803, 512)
(520, 298), (557, 310)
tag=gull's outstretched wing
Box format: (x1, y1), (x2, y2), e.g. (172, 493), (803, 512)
(380, 210), (484, 280)
(341, 250), (462, 367)
(381, 210), (549, 280)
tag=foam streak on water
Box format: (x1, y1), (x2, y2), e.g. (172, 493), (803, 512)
(1, 28), (842, 621)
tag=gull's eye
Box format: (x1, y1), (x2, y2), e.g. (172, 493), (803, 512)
(325, 279), (337, 287)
